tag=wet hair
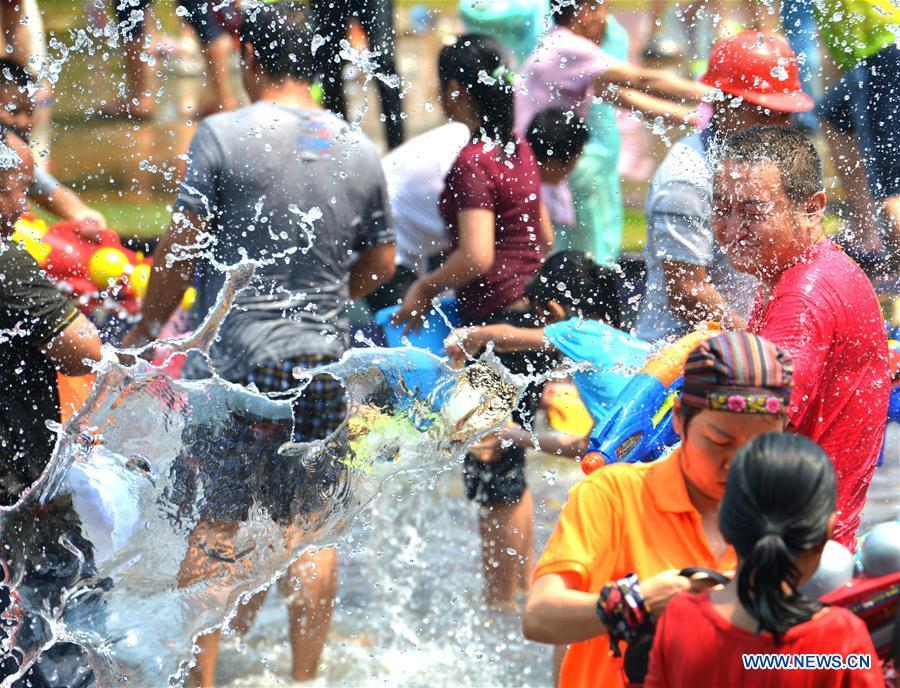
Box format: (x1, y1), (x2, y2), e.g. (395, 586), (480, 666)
(0, 59), (33, 91)
(719, 433), (836, 644)
(553, 0), (602, 26)
(719, 126), (823, 203)
(525, 108), (589, 166)
(239, 3), (318, 81)
(438, 34), (515, 146)
(524, 251), (621, 327)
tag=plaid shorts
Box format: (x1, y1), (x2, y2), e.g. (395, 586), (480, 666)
(243, 355), (346, 443)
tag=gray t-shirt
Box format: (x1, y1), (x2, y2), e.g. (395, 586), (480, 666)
(635, 133), (757, 341)
(176, 102), (393, 381)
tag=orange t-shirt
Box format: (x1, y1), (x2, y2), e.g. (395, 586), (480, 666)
(533, 449), (737, 688)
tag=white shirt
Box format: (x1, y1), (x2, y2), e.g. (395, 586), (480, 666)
(382, 122), (471, 274)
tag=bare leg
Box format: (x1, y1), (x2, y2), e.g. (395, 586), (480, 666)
(120, 35), (155, 117)
(478, 489), (534, 606)
(186, 631), (220, 688)
(646, 0), (668, 37)
(280, 548), (338, 682)
(200, 34), (238, 114)
(821, 121), (881, 252)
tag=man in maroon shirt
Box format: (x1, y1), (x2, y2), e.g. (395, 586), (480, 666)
(711, 126), (890, 548)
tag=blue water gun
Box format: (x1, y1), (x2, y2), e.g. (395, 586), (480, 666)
(581, 325), (721, 474)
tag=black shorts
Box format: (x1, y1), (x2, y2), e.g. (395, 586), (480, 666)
(463, 445), (527, 506)
(114, 0), (230, 45)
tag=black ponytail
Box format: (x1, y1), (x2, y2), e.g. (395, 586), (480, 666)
(719, 434), (836, 644)
(438, 34), (516, 147)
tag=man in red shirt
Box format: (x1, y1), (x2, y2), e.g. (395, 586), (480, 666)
(712, 126), (890, 548)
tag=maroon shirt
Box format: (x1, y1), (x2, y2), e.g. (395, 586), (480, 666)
(439, 138), (543, 322)
(748, 240), (890, 548)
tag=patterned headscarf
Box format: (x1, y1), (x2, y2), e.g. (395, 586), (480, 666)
(681, 332), (794, 414)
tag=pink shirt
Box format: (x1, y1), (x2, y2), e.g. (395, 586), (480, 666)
(748, 240), (890, 547)
(514, 26), (618, 134)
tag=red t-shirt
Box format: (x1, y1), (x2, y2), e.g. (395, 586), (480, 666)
(748, 240), (890, 548)
(645, 592), (883, 688)
(439, 138), (544, 322)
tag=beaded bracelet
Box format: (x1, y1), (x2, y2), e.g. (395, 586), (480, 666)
(595, 573), (654, 657)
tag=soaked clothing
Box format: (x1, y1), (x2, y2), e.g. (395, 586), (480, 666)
(383, 122), (470, 275)
(646, 593), (882, 688)
(244, 356), (347, 444)
(814, 0), (900, 71)
(439, 139), (543, 322)
(0, 240), (77, 505)
(817, 43), (900, 201)
(463, 446), (527, 506)
(514, 25), (618, 134)
(176, 102), (393, 382)
(749, 239), (890, 548)
(173, 356), (348, 526)
(636, 132), (757, 341)
(534, 450), (736, 688)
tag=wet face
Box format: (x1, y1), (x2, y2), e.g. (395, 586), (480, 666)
(674, 403), (786, 502)
(712, 161), (822, 283)
(0, 84), (34, 136)
(0, 136), (34, 230)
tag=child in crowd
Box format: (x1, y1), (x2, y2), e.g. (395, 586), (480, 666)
(646, 433), (882, 688)
(447, 251), (650, 457)
(0, 59), (107, 232)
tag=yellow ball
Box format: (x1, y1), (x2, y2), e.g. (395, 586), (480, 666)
(180, 287), (196, 311)
(89, 248), (129, 289)
(130, 263), (151, 299)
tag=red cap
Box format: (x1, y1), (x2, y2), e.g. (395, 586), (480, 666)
(700, 31), (814, 113)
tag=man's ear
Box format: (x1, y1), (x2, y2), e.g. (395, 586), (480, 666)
(801, 190), (827, 224)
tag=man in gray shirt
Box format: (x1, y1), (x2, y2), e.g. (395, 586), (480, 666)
(635, 32), (814, 342)
(124, 5), (395, 683)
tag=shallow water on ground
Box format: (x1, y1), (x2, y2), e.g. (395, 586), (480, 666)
(214, 423), (899, 686)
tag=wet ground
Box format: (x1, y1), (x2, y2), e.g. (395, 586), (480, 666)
(207, 423), (899, 687)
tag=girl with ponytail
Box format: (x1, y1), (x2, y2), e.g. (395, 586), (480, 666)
(645, 433), (881, 688)
(393, 34), (554, 606)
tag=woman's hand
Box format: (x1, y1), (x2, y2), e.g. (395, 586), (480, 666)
(392, 278), (437, 334)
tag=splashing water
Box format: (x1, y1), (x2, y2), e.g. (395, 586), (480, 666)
(0, 265), (522, 687)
